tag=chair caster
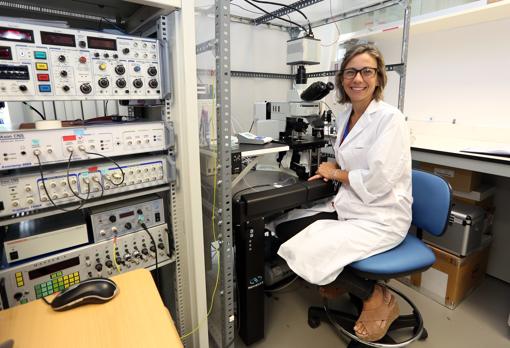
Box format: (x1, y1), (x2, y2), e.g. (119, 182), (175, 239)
(308, 315), (321, 329)
(416, 327), (428, 340)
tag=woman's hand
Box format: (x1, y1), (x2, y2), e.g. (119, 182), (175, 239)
(308, 161), (339, 182)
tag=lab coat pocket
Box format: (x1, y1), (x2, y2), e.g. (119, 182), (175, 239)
(345, 146), (368, 169)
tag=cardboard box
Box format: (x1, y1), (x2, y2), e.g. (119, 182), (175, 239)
(399, 242), (490, 309)
(453, 184), (495, 209)
(420, 162), (482, 192)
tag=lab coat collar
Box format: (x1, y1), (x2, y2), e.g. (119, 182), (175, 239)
(339, 99), (380, 148)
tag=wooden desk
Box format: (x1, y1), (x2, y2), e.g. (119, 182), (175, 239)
(0, 269), (183, 348)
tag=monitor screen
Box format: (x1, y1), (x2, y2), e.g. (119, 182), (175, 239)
(41, 31), (76, 47)
(0, 27), (34, 43)
(87, 36), (117, 51)
(0, 46), (12, 60)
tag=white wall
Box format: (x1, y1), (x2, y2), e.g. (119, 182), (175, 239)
(369, 16), (510, 282)
(374, 17), (510, 127)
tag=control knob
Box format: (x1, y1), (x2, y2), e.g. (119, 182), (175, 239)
(14, 292), (23, 301)
(105, 259), (113, 268)
(116, 78), (127, 88)
(148, 79), (158, 89)
(141, 248), (149, 255)
(80, 83), (92, 94)
(114, 65), (126, 75)
(58, 55), (66, 62)
(19, 85), (27, 92)
(158, 242), (165, 250)
(98, 78), (109, 88)
(62, 85), (70, 92)
(109, 215), (117, 223)
(125, 222), (132, 230)
(122, 48), (130, 54)
(60, 70), (67, 77)
(150, 245), (156, 253)
(133, 79), (143, 88)
(79, 41), (86, 48)
(147, 67), (157, 76)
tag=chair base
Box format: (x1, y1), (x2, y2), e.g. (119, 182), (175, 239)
(308, 284), (428, 348)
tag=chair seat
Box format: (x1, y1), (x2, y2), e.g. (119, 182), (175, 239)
(350, 234), (436, 278)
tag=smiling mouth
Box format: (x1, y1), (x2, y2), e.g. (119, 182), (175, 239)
(350, 87), (366, 91)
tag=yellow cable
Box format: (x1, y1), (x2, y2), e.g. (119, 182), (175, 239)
(180, 80), (222, 340)
(113, 237), (121, 272)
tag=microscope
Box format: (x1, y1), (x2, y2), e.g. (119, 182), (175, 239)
(253, 36), (334, 179)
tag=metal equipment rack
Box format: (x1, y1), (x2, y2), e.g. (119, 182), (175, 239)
(0, 1), (207, 347)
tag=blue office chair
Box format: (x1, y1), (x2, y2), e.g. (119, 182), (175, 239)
(308, 169), (452, 347)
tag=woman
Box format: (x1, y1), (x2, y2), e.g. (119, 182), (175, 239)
(276, 44), (412, 342)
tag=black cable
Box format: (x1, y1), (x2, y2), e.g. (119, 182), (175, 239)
(249, 0), (312, 35)
(96, 176), (105, 198)
(83, 151), (125, 186)
(243, 0), (309, 34)
(35, 154), (89, 212)
(22, 101), (46, 120)
(232, 1), (292, 22)
(66, 151), (88, 201)
(140, 222), (161, 291)
(101, 17), (127, 34)
(248, 120), (255, 133)
(232, 2), (263, 15)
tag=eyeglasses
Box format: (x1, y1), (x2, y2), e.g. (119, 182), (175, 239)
(341, 67), (378, 80)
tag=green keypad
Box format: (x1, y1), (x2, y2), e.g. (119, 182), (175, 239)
(34, 271), (80, 299)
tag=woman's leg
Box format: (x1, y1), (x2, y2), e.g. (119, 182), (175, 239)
(354, 284), (399, 341)
(275, 211), (338, 243)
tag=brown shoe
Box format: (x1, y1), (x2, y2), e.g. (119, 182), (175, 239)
(354, 286), (400, 342)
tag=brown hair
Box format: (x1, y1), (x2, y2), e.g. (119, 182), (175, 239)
(335, 44), (387, 104)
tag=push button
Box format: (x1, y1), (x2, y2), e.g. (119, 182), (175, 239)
(38, 84), (51, 92)
(36, 63), (48, 70)
(37, 74), (50, 81)
(34, 51), (47, 59)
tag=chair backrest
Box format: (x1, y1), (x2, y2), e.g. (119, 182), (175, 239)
(412, 169), (452, 237)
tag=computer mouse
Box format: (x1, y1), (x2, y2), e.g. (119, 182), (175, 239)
(50, 277), (118, 311)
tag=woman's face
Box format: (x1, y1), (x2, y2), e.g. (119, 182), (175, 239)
(342, 53), (378, 106)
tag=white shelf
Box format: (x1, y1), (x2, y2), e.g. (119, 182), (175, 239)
(340, 0), (510, 43)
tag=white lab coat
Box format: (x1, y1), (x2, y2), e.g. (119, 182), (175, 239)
(277, 100), (413, 285)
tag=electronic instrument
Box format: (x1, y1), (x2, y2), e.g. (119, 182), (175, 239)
(0, 20), (162, 101)
(0, 223), (171, 309)
(0, 154), (173, 217)
(0, 122), (169, 170)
